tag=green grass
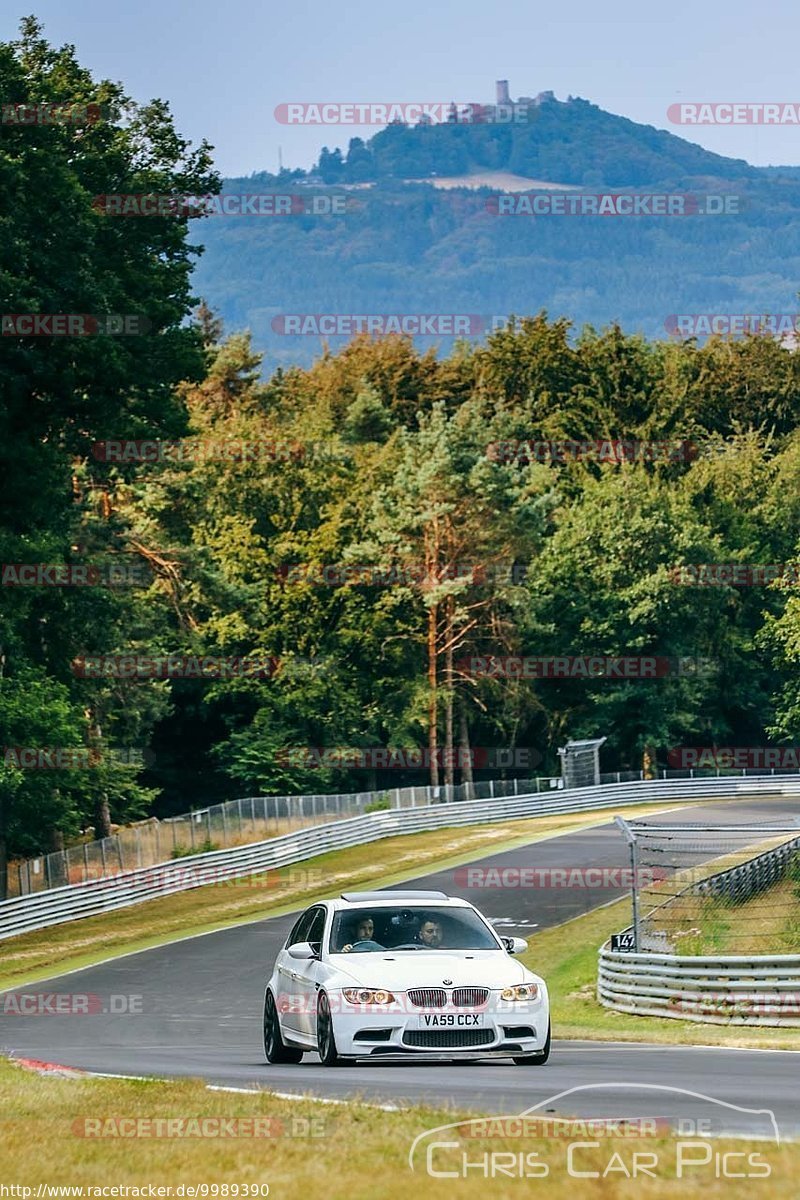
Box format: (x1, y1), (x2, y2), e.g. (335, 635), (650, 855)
(0, 1055), (797, 1199)
(520, 897), (800, 1049)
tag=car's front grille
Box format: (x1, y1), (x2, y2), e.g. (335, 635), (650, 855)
(452, 987), (489, 1008)
(403, 1028), (495, 1049)
(408, 988), (447, 1008)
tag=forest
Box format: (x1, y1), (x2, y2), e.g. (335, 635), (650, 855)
(3, 20), (800, 893)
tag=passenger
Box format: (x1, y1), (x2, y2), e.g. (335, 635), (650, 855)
(416, 916), (444, 948)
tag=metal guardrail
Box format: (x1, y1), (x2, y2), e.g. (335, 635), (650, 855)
(3, 772), (800, 942)
(8, 774), (564, 898)
(599, 824), (800, 1026)
(12, 762), (798, 897)
(693, 835), (800, 903)
(598, 948), (800, 1026)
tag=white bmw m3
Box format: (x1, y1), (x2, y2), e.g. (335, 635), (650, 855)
(263, 889), (550, 1066)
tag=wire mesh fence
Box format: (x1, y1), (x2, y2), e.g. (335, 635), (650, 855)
(11, 763), (800, 900)
(7, 773), (567, 898)
(613, 818), (800, 954)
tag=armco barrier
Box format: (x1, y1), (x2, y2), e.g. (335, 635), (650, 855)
(3, 773), (800, 941)
(598, 947), (800, 1027)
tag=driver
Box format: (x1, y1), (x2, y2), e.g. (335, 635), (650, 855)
(341, 916), (383, 953)
(416, 915), (444, 948)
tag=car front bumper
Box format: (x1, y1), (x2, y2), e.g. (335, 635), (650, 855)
(329, 990), (549, 1057)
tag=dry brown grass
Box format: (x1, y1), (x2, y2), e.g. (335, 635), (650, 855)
(0, 1057), (797, 1199)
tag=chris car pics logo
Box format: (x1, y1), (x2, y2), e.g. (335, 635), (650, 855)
(408, 1084), (778, 1180)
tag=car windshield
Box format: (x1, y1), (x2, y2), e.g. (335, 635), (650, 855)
(328, 905), (501, 952)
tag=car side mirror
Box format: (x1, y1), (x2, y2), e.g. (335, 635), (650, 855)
(287, 941), (317, 960)
(503, 936), (528, 955)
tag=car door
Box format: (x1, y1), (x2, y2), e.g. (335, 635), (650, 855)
(277, 907), (316, 1036)
(292, 905), (328, 1038)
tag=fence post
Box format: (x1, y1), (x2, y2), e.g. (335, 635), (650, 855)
(237, 798), (244, 836)
(117, 837), (124, 873)
(250, 796), (256, 834)
(83, 842), (90, 882)
(614, 816), (641, 952)
(222, 804), (229, 846)
(206, 809), (212, 846)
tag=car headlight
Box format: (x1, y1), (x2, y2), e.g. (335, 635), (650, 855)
(342, 988), (395, 1004)
(501, 984), (539, 1002)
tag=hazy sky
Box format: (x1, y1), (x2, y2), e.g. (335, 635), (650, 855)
(5, 1), (800, 177)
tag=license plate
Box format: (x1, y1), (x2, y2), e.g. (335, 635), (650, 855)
(421, 1013), (484, 1027)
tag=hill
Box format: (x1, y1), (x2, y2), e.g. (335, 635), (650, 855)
(191, 90), (800, 367)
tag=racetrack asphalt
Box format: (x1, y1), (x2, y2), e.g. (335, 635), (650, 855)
(2, 795), (799, 1136)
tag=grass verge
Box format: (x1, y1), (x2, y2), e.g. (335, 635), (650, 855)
(0, 1056), (797, 1199)
(519, 897), (800, 1049)
(0, 801), (695, 992)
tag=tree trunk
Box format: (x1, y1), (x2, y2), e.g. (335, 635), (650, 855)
(459, 710), (474, 797)
(427, 602), (439, 787)
(642, 745), (656, 781)
(94, 792), (112, 841)
(0, 829), (7, 901)
(444, 595), (454, 787)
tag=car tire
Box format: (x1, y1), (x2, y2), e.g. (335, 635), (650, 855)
(513, 1020), (551, 1066)
(317, 991), (348, 1067)
(263, 989), (303, 1064)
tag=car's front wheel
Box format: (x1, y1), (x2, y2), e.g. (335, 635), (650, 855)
(513, 1020), (551, 1066)
(316, 991), (348, 1067)
(263, 989), (303, 1064)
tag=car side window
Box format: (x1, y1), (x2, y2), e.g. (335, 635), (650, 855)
(305, 907), (326, 949)
(287, 908), (315, 947)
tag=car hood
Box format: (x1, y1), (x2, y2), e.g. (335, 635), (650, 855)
(326, 949), (536, 990)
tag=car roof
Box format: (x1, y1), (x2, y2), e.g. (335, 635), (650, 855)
(332, 890), (471, 910)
